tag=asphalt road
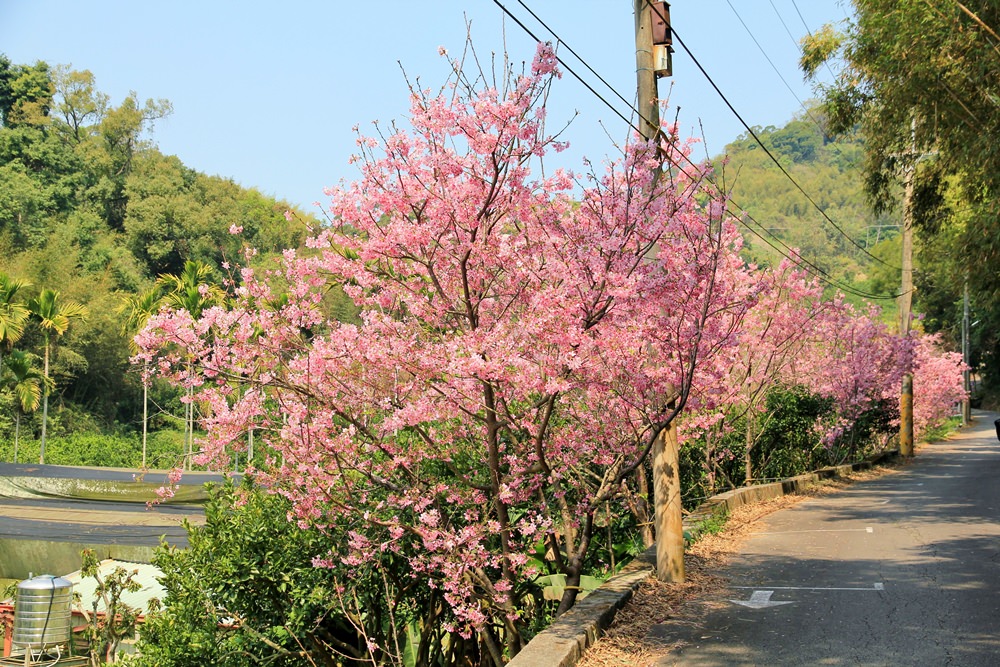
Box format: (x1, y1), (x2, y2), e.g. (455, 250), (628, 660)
(656, 410), (1000, 666)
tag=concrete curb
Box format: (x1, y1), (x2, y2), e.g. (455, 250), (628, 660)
(508, 546), (657, 667)
(507, 448), (900, 667)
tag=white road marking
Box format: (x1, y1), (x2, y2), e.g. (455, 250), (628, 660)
(732, 583), (885, 592)
(730, 590), (794, 609)
(756, 527), (874, 534)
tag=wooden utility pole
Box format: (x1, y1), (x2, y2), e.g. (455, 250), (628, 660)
(635, 0), (660, 139)
(962, 281), (971, 424)
(636, 0), (684, 583)
(899, 156), (915, 457)
(896, 116), (937, 454)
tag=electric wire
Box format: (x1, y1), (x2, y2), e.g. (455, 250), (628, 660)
(494, 0), (902, 301)
(489, 0), (903, 301)
(769, 0), (801, 51)
(488, 0), (641, 137)
(667, 21), (901, 271)
(725, 0), (827, 134)
(732, 206), (901, 302)
(791, 0), (812, 33)
(514, 0), (639, 125)
(642, 4), (895, 276)
(749, 0), (876, 187)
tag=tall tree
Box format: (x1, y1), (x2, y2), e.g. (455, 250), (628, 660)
(27, 288), (86, 464)
(51, 65), (109, 144)
(118, 285), (164, 468)
(0, 272), (30, 369)
(155, 261), (222, 469)
(0, 56), (53, 128)
(2, 349), (50, 463)
(801, 1), (1000, 382)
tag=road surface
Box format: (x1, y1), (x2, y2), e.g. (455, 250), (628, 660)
(656, 411), (1000, 666)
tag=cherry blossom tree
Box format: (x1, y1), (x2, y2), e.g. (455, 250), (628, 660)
(682, 258), (831, 487)
(912, 333), (967, 439)
(137, 43), (758, 663)
(791, 300), (912, 458)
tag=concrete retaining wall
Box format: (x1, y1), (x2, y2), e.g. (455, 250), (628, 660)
(0, 540), (156, 579)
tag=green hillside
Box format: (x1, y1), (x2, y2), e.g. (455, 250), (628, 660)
(716, 109), (901, 309)
(0, 56), (318, 451)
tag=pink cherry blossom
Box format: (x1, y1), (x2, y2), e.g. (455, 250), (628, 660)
(134, 39), (965, 651)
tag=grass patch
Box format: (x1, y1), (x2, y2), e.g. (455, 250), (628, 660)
(921, 415), (963, 443)
(684, 508), (729, 546)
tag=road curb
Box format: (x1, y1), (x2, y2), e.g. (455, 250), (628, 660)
(507, 448), (900, 667)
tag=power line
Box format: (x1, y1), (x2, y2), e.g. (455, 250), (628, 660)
(769, 0), (801, 51)
(489, 0), (648, 139)
(494, 0), (900, 299)
(514, 0), (638, 124)
(489, 0), (901, 300)
(725, 0), (827, 135)
(667, 21), (900, 271)
(791, 0), (812, 34)
(732, 205), (902, 301)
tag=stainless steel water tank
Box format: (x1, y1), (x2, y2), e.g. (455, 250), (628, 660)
(13, 574), (73, 648)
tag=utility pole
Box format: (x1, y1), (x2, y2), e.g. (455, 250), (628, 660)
(898, 156), (915, 457)
(636, 0), (684, 584)
(895, 116), (938, 454)
(962, 281), (971, 424)
(897, 114), (926, 457)
(635, 0), (660, 139)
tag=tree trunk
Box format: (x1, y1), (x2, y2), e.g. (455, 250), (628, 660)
(142, 362), (148, 468)
(186, 382), (193, 470)
(39, 338), (49, 465)
(634, 465), (655, 547)
(744, 423), (753, 486)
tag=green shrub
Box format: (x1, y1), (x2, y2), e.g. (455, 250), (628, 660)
(0, 429), (186, 468)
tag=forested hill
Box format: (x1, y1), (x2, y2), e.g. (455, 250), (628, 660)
(715, 109), (900, 302)
(0, 57), (318, 429)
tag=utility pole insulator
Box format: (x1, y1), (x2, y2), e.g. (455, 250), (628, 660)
(649, 2), (673, 77)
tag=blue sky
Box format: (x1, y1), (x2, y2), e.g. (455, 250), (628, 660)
(0, 0), (851, 213)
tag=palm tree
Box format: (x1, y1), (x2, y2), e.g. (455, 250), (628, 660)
(156, 261), (223, 470)
(156, 260), (223, 319)
(0, 272), (30, 370)
(27, 288), (87, 464)
(2, 350), (51, 463)
(118, 286), (164, 468)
